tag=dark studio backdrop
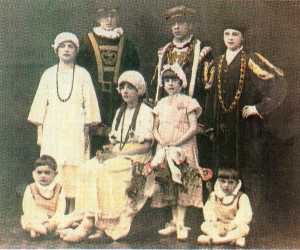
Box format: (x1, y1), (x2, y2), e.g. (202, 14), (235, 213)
(0, 0), (299, 232)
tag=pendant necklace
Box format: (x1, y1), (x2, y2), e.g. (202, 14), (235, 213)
(56, 64), (75, 102)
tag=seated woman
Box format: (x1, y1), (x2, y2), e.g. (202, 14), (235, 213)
(60, 71), (154, 242)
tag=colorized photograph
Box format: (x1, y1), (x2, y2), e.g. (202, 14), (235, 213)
(0, 0), (299, 249)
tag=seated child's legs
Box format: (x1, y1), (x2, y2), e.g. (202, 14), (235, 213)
(213, 224), (250, 244)
(201, 221), (219, 237)
(226, 224), (250, 240)
(198, 221), (221, 244)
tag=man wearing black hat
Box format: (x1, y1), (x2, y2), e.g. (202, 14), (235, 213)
(77, 7), (140, 156)
(151, 5), (215, 185)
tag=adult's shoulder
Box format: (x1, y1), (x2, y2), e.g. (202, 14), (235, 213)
(157, 42), (172, 56)
(75, 65), (90, 74)
(41, 65), (57, 77)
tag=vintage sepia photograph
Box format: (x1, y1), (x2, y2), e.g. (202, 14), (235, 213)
(0, 0), (299, 249)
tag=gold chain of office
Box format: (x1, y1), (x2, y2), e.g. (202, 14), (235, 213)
(166, 41), (194, 66)
(217, 51), (246, 113)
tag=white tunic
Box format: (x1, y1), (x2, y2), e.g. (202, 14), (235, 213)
(28, 65), (101, 166)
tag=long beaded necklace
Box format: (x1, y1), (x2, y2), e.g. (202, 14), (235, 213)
(217, 51), (246, 113)
(56, 64), (75, 102)
(119, 101), (142, 150)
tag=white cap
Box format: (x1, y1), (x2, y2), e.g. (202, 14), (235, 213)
(52, 32), (79, 52)
(161, 62), (188, 88)
(118, 71), (146, 96)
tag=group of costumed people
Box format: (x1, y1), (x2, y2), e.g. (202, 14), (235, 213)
(23, 5), (287, 247)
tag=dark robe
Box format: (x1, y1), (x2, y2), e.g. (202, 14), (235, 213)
(76, 31), (140, 155)
(211, 49), (287, 221)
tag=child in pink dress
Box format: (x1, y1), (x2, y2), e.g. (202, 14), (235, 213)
(145, 63), (203, 240)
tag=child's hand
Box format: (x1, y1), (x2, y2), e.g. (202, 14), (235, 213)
(142, 163), (153, 176)
(103, 144), (113, 151)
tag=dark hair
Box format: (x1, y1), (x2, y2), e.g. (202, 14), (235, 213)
(34, 155), (57, 171)
(162, 70), (183, 86)
(218, 168), (239, 181)
(118, 81), (138, 92)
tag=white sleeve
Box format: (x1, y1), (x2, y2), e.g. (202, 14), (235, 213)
(82, 69), (101, 125)
(22, 186), (36, 217)
(109, 108), (121, 139)
(28, 71), (49, 125)
(233, 194), (253, 225)
(135, 105), (154, 143)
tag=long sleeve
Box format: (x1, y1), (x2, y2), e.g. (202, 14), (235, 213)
(232, 194), (253, 226)
(82, 68), (101, 125)
(28, 71), (49, 125)
(248, 53), (287, 118)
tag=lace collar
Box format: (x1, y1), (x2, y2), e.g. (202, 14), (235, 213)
(93, 27), (124, 39)
(214, 179), (242, 205)
(172, 35), (193, 49)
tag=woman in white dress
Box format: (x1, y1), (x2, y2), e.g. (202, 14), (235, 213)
(28, 32), (101, 212)
(60, 71), (154, 242)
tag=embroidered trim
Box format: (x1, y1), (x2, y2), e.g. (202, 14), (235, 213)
(88, 33), (124, 87)
(248, 58), (275, 80)
(217, 51), (246, 113)
(188, 40), (201, 96)
(88, 33), (104, 83)
(255, 53), (284, 77)
(155, 42), (172, 101)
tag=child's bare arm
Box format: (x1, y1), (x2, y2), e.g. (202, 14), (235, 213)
(172, 111), (198, 147)
(153, 116), (166, 146)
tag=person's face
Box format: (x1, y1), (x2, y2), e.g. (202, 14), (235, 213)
(171, 21), (192, 42)
(223, 29), (244, 51)
(34, 165), (57, 186)
(57, 42), (77, 63)
(119, 82), (139, 106)
(164, 78), (182, 96)
(98, 14), (117, 31)
(218, 178), (238, 196)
